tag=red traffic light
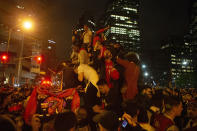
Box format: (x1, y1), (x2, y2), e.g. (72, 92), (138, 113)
(0, 54), (8, 63)
(35, 56), (42, 64)
(37, 56), (42, 61)
(2, 55), (8, 60)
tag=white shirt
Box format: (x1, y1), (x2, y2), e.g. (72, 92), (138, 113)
(78, 64), (99, 88)
(78, 64), (100, 97)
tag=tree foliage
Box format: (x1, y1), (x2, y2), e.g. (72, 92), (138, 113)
(176, 72), (197, 88)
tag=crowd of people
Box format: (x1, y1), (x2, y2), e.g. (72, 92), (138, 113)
(0, 24), (197, 131)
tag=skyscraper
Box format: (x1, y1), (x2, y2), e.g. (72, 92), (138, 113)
(186, 0), (197, 71)
(161, 37), (194, 81)
(103, 0), (141, 53)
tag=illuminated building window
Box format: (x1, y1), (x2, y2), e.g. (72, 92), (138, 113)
(161, 44), (170, 49)
(105, 1), (141, 52)
(111, 30), (115, 33)
(115, 23), (134, 28)
(127, 21), (132, 23)
(120, 17), (125, 20)
(16, 5), (25, 9)
(123, 7), (137, 13)
(48, 46), (52, 49)
(110, 15), (129, 20)
(171, 62), (176, 64)
(171, 54), (176, 57)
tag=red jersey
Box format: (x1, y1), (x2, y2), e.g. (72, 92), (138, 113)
(116, 58), (139, 100)
(93, 28), (105, 46)
(105, 60), (119, 88)
(152, 114), (174, 131)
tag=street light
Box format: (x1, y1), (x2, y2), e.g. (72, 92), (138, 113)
(142, 64), (146, 69)
(144, 72), (149, 77)
(23, 21), (33, 30)
(4, 19), (34, 85)
(15, 20), (33, 85)
(7, 20), (33, 52)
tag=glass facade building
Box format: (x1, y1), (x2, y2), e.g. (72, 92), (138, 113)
(104, 0), (141, 53)
(161, 37), (194, 81)
(188, 1), (197, 71)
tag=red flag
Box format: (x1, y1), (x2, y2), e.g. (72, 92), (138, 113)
(57, 88), (80, 112)
(24, 87), (38, 125)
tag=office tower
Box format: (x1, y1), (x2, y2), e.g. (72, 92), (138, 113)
(103, 0), (141, 53)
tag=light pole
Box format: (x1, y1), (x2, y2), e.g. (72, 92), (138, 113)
(6, 28), (12, 53)
(6, 20), (33, 85)
(6, 20), (33, 53)
(16, 32), (24, 85)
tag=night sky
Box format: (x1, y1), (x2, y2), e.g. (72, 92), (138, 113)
(48, 0), (190, 61)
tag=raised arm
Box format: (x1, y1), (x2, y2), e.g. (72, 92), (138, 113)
(116, 57), (130, 68)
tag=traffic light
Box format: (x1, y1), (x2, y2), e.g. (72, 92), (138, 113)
(0, 54), (8, 63)
(35, 56), (42, 64)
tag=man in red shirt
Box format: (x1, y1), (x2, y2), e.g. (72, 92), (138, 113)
(104, 49), (119, 89)
(116, 52), (140, 100)
(152, 96), (183, 131)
